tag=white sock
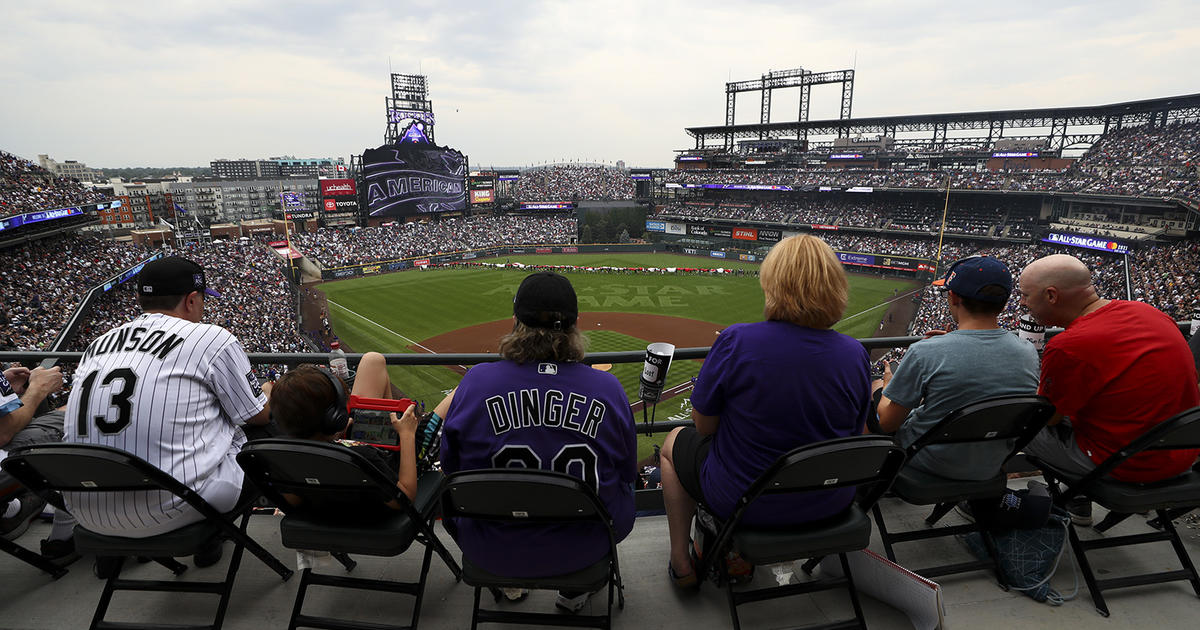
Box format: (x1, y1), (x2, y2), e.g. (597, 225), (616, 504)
(3, 499), (20, 518)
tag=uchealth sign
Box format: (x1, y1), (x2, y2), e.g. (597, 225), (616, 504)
(321, 178), (357, 197)
(732, 228), (757, 241)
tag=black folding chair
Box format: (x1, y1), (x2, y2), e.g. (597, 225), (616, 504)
(871, 395), (1055, 582)
(0, 476), (67, 579)
(237, 438), (462, 630)
(0, 443), (293, 630)
(440, 469), (625, 630)
(1027, 405), (1200, 617)
(693, 436), (906, 630)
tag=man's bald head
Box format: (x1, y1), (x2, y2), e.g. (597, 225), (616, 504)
(1019, 254), (1105, 327)
(1021, 254), (1094, 293)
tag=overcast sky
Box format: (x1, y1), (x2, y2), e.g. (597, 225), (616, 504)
(3, 1), (1198, 169)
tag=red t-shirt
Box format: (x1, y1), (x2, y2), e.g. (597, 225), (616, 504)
(1041, 300), (1200, 482)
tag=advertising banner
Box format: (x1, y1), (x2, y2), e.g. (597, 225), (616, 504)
(1041, 232), (1129, 254)
(710, 227), (732, 238)
(414, 258), (431, 268)
(837, 252), (876, 266)
(665, 222), (686, 235)
(812, 224), (839, 230)
(471, 189), (495, 204)
(710, 251), (727, 259)
(645, 220), (666, 232)
(683, 248), (700, 255)
(688, 225), (709, 236)
(562, 247), (578, 253)
(320, 179), (357, 197)
(536, 247), (552, 254)
(521, 202), (575, 210)
(329, 198), (359, 212)
(701, 183), (794, 191)
(732, 228), (757, 241)
(757, 228), (782, 242)
(332, 268), (359, 278)
(323, 199), (337, 211)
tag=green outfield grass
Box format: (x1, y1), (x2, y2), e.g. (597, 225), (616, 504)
(317, 253), (916, 412)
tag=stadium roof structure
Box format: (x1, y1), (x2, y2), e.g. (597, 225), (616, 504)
(685, 92), (1200, 152)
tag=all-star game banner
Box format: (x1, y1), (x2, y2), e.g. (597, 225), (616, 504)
(362, 123), (467, 216)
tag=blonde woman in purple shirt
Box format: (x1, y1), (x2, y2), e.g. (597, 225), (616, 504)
(659, 235), (871, 587)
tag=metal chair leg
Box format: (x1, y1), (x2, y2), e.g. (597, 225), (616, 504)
(1158, 508), (1200, 599)
(871, 502), (898, 562)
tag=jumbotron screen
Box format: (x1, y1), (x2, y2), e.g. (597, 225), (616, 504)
(362, 124), (467, 216)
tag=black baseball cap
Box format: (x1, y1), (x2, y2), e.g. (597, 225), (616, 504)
(513, 272), (577, 329)
(932, 255), (1012, 304)
(137, 256), (220, 298)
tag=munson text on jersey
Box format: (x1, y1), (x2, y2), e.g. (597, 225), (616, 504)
(82, 326), (185, 362)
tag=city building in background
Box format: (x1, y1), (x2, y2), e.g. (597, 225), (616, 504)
(37, 154), (104, 182)
(210, 156), (346, 179)
(169, 178), (321, 225)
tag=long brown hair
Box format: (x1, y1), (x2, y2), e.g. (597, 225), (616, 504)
(497, 321), (588, 364)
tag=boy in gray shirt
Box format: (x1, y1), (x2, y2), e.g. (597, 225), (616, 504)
(874, 256), (1039, 480)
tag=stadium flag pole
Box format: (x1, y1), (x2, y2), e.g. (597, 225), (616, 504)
(934, 174), (951, 275)
(280, 187), (297, 282)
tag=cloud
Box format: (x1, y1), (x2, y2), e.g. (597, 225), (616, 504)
(2, 0), (1198, 168)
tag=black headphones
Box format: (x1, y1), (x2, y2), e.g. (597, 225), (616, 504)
(315, 366), (350, 435)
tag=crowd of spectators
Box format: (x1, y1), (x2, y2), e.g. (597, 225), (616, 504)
(0, 235), (152, 351)
(515, 165), (634, 201)
(292, 215), (577, 268)
(657, 197), (1035, 237)
(66, 240), (309, 356)
(663, 122), (1200, 202)
(0, 150), (110, 218)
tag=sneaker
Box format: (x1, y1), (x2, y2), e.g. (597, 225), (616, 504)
(94, 556), (123, 579)
(955, 501), (976, 524)
(39, 537), (80, 567)
(0, 493), (47, 541)
(1067, 497), (1093, 526)
(193, 537), (224, 568)
(555, 590), (594, 614)
(499, 587), (529, 602)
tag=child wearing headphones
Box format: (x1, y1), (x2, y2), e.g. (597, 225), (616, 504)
(269, 351), (421, 505)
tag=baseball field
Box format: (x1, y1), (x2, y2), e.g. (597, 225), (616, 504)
(317, 252), (918, 459)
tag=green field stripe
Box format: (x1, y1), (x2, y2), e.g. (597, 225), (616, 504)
(328, 299), (440, 353)
(319, 255), (917, 417)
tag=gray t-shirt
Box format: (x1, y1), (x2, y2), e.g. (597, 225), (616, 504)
(884, 328), (1039, 480)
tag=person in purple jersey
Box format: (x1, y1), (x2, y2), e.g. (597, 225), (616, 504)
(436, 271), (637, 613)
(659, 235), (871, 588)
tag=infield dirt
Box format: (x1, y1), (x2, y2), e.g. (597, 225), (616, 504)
(417, 312), (723, 354)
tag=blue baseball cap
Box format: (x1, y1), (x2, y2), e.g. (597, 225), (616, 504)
(933, 255), (1012, 303)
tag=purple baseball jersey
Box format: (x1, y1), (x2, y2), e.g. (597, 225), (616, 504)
(442, 360), (637, 578)
(691, 321), (870, 525)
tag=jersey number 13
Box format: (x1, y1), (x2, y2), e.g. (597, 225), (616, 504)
(75, 368), (138, 436)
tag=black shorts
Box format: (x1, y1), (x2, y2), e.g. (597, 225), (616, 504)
(672, 427), (713, 504)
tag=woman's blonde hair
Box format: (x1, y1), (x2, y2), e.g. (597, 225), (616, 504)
(498, 320), (589, 364)
(759, 234), (848, 328)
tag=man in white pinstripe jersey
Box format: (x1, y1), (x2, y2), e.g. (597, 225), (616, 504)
(53, 256), (271, 563)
